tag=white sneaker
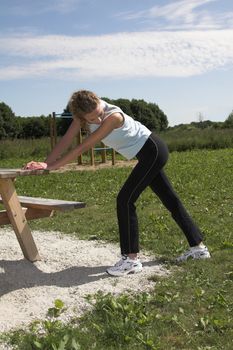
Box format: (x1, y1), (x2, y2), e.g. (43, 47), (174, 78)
(106, 255), (142, 276)
(176, 244), (211, 262)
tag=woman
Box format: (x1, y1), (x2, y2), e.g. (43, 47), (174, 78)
(25, 90), (210, 276)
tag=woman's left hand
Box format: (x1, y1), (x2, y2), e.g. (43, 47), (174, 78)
(24, 161), (48, 170)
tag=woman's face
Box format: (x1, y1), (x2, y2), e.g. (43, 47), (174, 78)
(83, 103), (104, 124)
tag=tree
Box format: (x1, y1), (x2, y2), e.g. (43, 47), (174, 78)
(0, 102), (18, 139)
(130, 99), (158, 130)
(57, 117), (72, 136)
(224, 110), (233, 128)
(197, 112), (204, 123)
(147, 102), (168, 131)
(17, 116), (50, 139)
(102, 97), (168, 131)
(0, 97), (168, 139)
(107, 98), (133, 116)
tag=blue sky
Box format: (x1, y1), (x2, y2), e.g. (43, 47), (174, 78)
(1, 0), (233, 126)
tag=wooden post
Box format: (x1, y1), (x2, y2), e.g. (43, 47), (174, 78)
(0, 178), (41, 262)
(90, 148), (94, 165)
(50, 114), (55, 150)
(101, 142), (107, 163)
(53, 112), (57, 145)
(112, 149), (116, 165)
(77, 129), (83, 165)
(50, 112), (57, 150)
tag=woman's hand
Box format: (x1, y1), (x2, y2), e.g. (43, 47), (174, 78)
(24, 161), (48, 170)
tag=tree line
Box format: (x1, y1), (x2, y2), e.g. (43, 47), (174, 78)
(0, 102), (50, 139)
(0, 99), (233, 140)
(0, 98), (168, 139)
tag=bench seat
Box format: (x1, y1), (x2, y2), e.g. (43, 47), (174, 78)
(0, 196), (86, 226)
(0, 195), (86, 211)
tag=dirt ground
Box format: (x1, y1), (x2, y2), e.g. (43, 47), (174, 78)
(0, 229), (169, 334)
(55, 159), (137, 172)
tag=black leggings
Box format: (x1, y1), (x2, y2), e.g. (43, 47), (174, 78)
(117, 133), (203, 254)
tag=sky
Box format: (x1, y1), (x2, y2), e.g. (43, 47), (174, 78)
(0, 0), (233, 126)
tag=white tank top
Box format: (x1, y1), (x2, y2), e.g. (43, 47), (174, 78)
(88, 100), (151, 160)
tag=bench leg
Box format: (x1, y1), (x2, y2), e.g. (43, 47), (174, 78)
(0, 178), (41, 262)
(0, 208), (54, 225)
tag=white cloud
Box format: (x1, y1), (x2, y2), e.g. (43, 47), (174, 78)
(122, 0), (213, 20)
(119, 0), (233, 30)
(0, 30), (233, 80)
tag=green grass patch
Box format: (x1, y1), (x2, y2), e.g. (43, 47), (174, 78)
(160, 128), (233, 152)
(0, 128), (233, 162)
(0, 148), (233, 349)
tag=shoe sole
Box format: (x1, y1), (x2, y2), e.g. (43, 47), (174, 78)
(106, 268), (142, 277)
(177, 253), (211, 262)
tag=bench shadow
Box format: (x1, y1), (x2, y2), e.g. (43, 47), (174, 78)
(0, 259), (111, 297)
(0, 258), (164, 297)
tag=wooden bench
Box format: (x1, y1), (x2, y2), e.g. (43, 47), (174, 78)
(0, 196), (86, 226)
(0, 169), (86, 262)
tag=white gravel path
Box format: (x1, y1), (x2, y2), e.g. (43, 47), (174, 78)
(0, 228), (169, 334)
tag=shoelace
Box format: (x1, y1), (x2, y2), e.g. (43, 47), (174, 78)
(114, 255), (127, 267)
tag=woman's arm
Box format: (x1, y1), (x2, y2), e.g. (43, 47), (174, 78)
(47, 113), (121, 170)
(45, 118), (81, 165)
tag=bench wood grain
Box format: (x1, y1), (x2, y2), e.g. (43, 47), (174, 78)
(0, 196), (86, 211)
(0, 169), (86, 262)
(0, 208), (53, 226)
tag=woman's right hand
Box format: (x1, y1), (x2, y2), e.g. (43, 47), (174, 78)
(24, 161), (48, 170)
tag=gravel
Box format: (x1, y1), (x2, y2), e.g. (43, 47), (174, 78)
(0, 228), (169, 334)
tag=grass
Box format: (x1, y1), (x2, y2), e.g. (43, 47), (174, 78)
(160, 127), (233, 152)
(0, 128), (233, 161)
(0, 148), (233, 349)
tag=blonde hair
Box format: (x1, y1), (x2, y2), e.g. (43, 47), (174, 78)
(68, 90), (99, 121)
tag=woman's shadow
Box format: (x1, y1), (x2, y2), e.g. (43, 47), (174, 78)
(0, 258), (162, 298)
(0, 259), (111, 297)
